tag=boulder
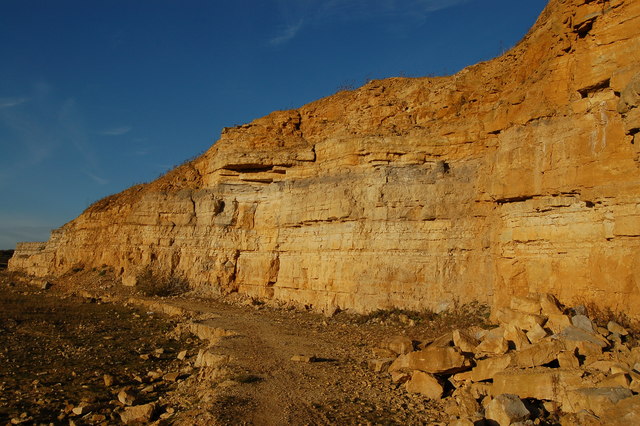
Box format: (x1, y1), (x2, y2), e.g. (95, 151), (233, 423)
(371, 347), (398, 358)
(545, 314), (572, 334)
(404, 371), (443, 399)
(120, 403), (156, 424)
(453, 329), (480, 353)
(426, 332), (454, 348)
(470, 355), (512, 382)
(103, 374), (115, 387)
(390, 371), (411, 384)
(476, 335), (509, 356)
(608, 321), (629, 336)
(601, 395), (640, 426)
(388, 353), (410, 372)
(571, 315), (594, 333)
(382, 335), (414, 355)
(526, 323), (548, 344)
(491, 368), (583, 401)
(563, 387), (633, 417)
(406, 346), (471, 374)
(558, 351), (580, 369)
(117, 388), (136, 406)
(510, 339), (564, 369)
(556, 326), (609, 349)
(485, 394), (530, 426)
(539, 294), (563, 316)
(599, 373), (631, 389)
(490, 307), (545, 332)
(503, 324), (531, 350)
(368, 358), (395, 373)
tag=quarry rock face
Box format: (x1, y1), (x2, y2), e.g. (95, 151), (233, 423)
(9, 0), (640, 315)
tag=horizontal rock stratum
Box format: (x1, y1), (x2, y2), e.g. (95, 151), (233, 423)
(9, 0), (640, 315)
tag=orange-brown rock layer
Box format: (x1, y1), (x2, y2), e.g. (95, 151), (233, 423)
(10, 0), (640, 315)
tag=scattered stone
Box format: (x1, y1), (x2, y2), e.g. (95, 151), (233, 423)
(103, 374), (115, 387)
(72, 402), (95, 415)
(163, 372), (183, 382)
(117, 388), (136, 406)
(406, 346), (471, 374)
(147, 370), (163, 381)
(290, 354), (316, 363)
(485, 394), (530, 426)
(390, 371), (411, 384)
(608, 321), (629, 336)
(388, 353), (409, 372)
(368, 358), (395, 373)
(177, 350), (188, 360)
(195, 350), (230, 367)
(372, 347), (397, 358)
(426, 332), (454, 348)
(404, 371), (443, 399)
(120, 402), (156, 424)
(382, 335), (414, 355)
(449, 387), (483, 420)
(188, 322), (236, 342)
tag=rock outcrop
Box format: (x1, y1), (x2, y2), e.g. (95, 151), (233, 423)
(9, 0), (640, 315)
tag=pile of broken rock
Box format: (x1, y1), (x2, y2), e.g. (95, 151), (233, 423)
(370, 294), (640, 425)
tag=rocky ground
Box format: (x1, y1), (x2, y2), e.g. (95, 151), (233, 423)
(2, 267), (640, 425)
(0, 269), (488, 425)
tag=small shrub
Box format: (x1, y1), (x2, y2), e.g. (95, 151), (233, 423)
(136, 268), (189, 297)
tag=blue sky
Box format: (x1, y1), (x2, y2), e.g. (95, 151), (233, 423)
(0, 0), (548, 249)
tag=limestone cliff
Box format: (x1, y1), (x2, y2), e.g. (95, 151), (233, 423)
(10, 0), (640, 315)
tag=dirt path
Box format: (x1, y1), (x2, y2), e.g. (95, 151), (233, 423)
(0, 270), (487, 424)
(163, 298), (451, 425)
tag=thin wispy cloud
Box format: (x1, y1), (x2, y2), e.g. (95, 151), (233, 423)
(269, 0), (470, 45)
(0, 97), (29, 108)
(100, 125), (132, 136)
(85, 171), (109, 185)
(269, 20), (304, 46)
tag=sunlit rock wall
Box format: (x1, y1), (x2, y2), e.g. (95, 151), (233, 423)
(10, 0), (640, 315)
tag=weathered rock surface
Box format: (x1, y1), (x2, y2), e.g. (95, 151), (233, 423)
(8, 0), (640, 316)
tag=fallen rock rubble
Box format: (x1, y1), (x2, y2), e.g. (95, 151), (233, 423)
(370, 294), (640, 424)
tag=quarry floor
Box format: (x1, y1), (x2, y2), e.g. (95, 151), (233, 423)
(0, 270), (489, 425)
